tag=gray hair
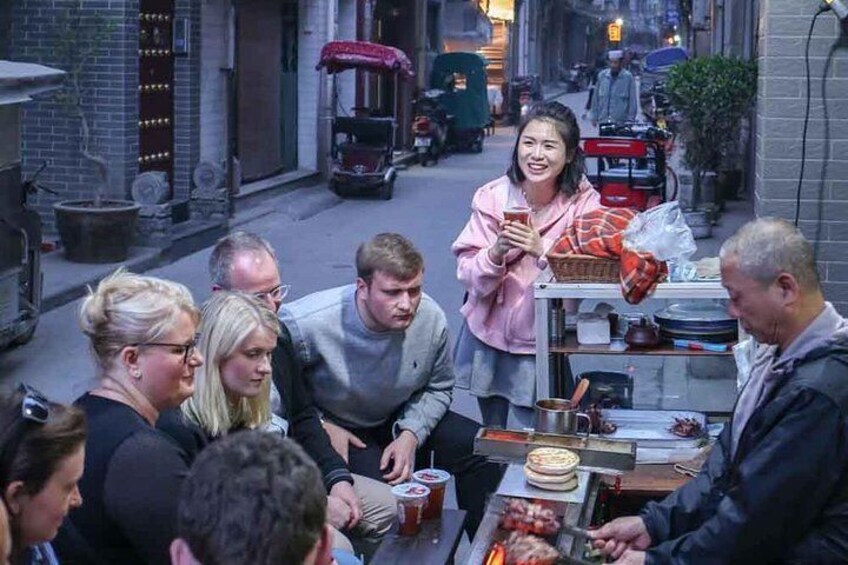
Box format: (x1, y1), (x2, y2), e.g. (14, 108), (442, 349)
(209, 231), (277, 288)
(719, 217), (820, 290)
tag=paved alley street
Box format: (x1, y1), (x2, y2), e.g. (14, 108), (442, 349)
(0, 89), (747, 421)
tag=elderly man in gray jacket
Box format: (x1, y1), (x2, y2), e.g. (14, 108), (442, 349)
(591, 49), (638, 126)
(278, 233), (502, 538)
(590, 218), (848, 564)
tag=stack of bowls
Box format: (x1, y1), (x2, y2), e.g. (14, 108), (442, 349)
(654, 301), (738, 344)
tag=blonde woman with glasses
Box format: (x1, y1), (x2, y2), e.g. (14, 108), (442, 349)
(58, 270), (203, 565)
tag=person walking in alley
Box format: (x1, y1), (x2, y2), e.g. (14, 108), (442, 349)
(452, 101), (601, 429)
(590, 218), (848, 564)
(278, 233), (502, 538)
(204, 232), (394, 554)
(590, 50), (637, 126)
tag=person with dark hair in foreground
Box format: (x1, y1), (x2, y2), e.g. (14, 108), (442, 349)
(280, 233), (502, 538)
(0, 386), (86, 565)
(170, 431), (337, 565)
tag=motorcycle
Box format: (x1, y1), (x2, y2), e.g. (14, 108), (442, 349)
(412, 89), (449, 166)
(565, 63), (590, 93)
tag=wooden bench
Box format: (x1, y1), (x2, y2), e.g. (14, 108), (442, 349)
(370, 509), (467, 565)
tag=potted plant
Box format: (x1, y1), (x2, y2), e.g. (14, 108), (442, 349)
(52, 2), (140, 263)
(665, 55), (757, 236)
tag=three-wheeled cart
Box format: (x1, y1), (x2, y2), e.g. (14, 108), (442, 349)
(316, 41), (414, 200)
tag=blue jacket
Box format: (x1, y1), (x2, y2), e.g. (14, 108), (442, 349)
(641, 333), (848, 563)
(591, 68), (637, 124)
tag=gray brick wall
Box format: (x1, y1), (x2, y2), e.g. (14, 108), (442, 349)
(174, 0), (201, 201)
(756, 0), (848, 314)
(10, 0), (201, 234)
(10, 0), (140, 235)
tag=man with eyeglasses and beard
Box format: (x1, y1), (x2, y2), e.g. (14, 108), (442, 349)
(205, 231), (394, 557)
(590, 218), (848, 564)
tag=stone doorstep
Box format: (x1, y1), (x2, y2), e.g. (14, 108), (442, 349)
(233, 168), (321, 213)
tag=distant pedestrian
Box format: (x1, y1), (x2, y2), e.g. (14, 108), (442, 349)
(590, 50), (637, 126)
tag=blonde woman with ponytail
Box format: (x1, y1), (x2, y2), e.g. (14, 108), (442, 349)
(59, 269), (202, 565)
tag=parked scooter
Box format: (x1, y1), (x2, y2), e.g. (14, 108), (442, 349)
(412, 89), (449, 166)
(565, 63), (590, 93)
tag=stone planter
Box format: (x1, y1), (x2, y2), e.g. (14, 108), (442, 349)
(54, 200), (141, 263)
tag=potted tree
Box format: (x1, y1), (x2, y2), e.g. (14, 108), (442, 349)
(52, 2), (140, 263)
(665, 55), (757, 236)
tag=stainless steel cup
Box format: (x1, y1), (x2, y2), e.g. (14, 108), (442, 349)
(534, 398), (591, 436)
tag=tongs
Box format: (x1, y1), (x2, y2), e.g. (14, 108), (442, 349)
(559, 524), (598, 565)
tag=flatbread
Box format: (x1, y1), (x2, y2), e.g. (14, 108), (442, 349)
(523, 465), (575, 484)
(526, 448), (579, 475)
(527, 474), (579, 492)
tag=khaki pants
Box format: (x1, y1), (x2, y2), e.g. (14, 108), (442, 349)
(331, 473), (395, 553)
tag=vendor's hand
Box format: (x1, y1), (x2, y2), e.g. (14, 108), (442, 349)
(326, 494), (354, 530)
(588, 516), (651, 561)
(322, 420), (366, 463)
(503, 220), (544, 258)
(329, 481), (362, 528)
(380, 430), (418, 485)
(611, 549), (647, 565)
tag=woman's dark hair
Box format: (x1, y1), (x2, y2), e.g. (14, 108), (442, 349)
(506, 101), (585, 196)
(0, 388), (86, 496)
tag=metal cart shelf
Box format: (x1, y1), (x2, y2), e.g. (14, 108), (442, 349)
(534, 276), (731, 400)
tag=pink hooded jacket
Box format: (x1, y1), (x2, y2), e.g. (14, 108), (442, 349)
(452, 175), (601, 354)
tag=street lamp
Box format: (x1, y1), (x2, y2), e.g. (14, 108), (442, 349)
(615, 17), (624, 26)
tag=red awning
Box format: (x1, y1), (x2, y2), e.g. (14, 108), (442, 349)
(316, 41), (415, 79)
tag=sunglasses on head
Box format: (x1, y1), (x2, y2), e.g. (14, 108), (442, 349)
(19, 383), (49, 424)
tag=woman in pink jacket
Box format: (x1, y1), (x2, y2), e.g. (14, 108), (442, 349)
(452, 102), (601, 428)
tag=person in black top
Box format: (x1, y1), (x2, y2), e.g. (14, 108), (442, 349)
(204, 232), (393, 550)
(0, 385), (86, 565)
(56, 270), (203, 565)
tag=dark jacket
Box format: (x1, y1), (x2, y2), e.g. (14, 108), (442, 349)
(273, 325), (353, 490)
(642, 334), (848, 564)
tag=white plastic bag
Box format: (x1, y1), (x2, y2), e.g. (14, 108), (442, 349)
(622, 202), (697, 262)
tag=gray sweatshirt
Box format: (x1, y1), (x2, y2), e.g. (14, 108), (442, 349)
(279, 285), (454, 445)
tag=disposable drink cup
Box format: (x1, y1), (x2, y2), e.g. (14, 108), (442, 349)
(504, 206), (530, 225)
(391, 483), (430, 536)
(413, 468), (451, 520)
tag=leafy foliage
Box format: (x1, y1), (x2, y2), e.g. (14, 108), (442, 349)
(53, 1), (117, 206)
(665, 55), (757, 205)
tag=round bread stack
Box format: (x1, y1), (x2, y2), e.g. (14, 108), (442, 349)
(524, 447), (580, 492)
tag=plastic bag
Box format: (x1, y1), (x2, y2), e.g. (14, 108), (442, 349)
(622, 202), (697, 262)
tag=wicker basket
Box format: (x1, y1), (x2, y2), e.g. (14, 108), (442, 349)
(548, 253), (620, 283)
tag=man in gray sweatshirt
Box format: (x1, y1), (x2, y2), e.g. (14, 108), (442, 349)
(279, 233), (502, 537)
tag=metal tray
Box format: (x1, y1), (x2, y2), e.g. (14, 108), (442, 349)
(600, 409), (708, 448)
(474, 428), (636, 471)
(497, 464), (590, 504)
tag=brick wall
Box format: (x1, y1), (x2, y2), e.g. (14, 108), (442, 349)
(174, 0), (201, 201)
(756, 0), (848, 313)
(11, 0), (141, 234)
(10, 0), (201, 234)
(199, 0), (229, 163)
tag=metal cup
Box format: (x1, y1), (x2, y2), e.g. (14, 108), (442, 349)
(534, 398), (591, 437)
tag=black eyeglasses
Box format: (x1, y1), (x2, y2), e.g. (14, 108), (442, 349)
(133, 333), (201, 364)
(252, 284), (291, 304)
(19, 383), (49, 424)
